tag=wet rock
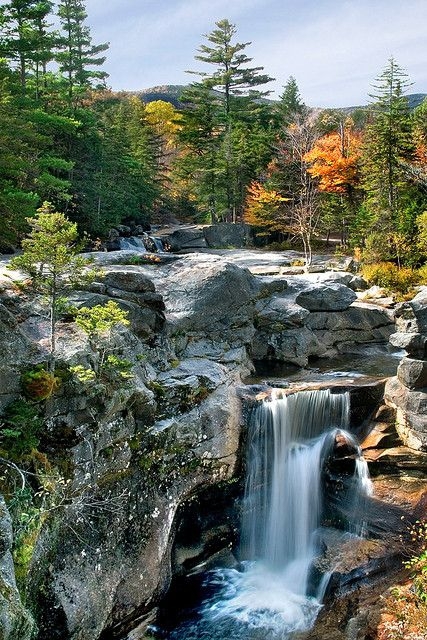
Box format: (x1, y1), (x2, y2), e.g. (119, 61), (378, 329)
(115, 225), (132, 237)
(252, 326), (322, 367)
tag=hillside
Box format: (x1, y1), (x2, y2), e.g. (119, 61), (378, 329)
(136, 84), (427, 111)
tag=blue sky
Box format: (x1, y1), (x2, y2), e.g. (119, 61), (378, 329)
(18, 0), (427, 107)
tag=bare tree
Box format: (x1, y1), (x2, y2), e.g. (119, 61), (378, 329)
(276, 111), (321, 266)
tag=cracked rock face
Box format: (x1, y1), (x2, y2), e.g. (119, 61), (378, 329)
(0, 253), (403, 639)
(0, 497), (35, 640)
(386, 287), (427, 451)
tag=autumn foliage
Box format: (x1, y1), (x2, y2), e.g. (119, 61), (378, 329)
(304, 127), (361, 194)
(244, 181), (287, 232)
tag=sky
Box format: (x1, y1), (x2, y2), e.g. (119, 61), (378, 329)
(36, 0), (427, 107)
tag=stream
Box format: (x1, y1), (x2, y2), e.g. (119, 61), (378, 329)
(146, 347), (397, 640)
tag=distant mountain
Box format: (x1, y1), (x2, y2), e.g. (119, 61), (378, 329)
(135, 85), (426, 112)
(136, 85), (187, 108)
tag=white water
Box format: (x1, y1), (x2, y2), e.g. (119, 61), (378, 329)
(158, 388), (372, 640)
(118, 234), (164, 252)
(118, 236), (147, 251)
(198, 389), (372, 639)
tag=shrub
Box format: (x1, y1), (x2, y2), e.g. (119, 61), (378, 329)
(361, 262), (419, 295)
(417, 263), (427, 285)
(21, 365), (60, 401)
(0, 399), (43, 458)
(378, 520), (427, 640)
(75, 300), (130, 338)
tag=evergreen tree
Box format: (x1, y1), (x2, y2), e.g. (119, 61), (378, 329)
(67, 94), (158, 235)
(56, 0), (109, 108)
(276, 76), (307, 127)
(361, 57), (414, 233)
(0, 0), (55, 91)
(180, 19), (274, 222)
(10, 202), (95, 370)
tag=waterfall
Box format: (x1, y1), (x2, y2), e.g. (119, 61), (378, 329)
(200, 389), (371, 638)
(241, 389), (350, 574)
(118, 236), (147, 251)
(118, 234), (164, 252)
(160, 388), (372, 640)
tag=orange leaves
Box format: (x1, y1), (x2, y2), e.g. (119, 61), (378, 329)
(304, 129), (361, 194)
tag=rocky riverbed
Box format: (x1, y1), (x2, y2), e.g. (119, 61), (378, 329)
(0, 243), (426, 640)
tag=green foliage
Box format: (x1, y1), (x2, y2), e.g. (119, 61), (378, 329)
(68, 364), (96, 382)
(56, 0), (109, 108)
(361, 262), (419, 294)
(10, 203), (96, 367)
(361, 58), (414, 237)
(103, 354), (133, 380)
(71, 302), (132, 388)
(0, 399), (43, 459)
(7, 487), (45, 587)
(416, 212), (427, 258)
(175, 19), (275, 222)
(75, 300), (130, 337)
(416, 264), (427, 284)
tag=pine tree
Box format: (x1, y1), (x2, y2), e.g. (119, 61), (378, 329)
(56, 0), (109, 108)
(361, 57), (414, 232)
(181, 19), (274, 222)
(276, 76), (307, 127)
(0, 0), (55, 92)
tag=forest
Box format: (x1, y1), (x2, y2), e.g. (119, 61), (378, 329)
(1, 0), (427, 277)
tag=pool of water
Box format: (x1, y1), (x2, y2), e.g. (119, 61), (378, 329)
(148, 564), (322, 640)
(250, 344), (404, 386)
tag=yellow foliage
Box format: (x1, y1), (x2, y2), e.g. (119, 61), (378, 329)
(361, 262), (419, 294)
(243, 181), (288, 232)
(145, 100), (182, 145)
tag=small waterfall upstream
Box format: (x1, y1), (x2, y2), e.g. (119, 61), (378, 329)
(118, 234), (164, 252)
(154, 388), (373, 640)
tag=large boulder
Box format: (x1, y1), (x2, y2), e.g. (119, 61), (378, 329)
(397, 357), (427, 389)
(306, 303), (395, 353)
(163, 227), (207, 252)
(144, 254), (257, 364)
(295, 283), (357, 312)
(100, 266), (156, 293)
(389, 287), (427, 358)
(29, 380), (243, 640)
(203, 223), (252, 248)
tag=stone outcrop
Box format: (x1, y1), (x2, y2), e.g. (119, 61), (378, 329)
(0, 250), (405, 639)
(0, 497), (35, 640)
(160, 223), (252, 252)
(385, 287), (427, 450)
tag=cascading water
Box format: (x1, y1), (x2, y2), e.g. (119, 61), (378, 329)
(153, 388), (372, 640)
(118, 234), (164, 252)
